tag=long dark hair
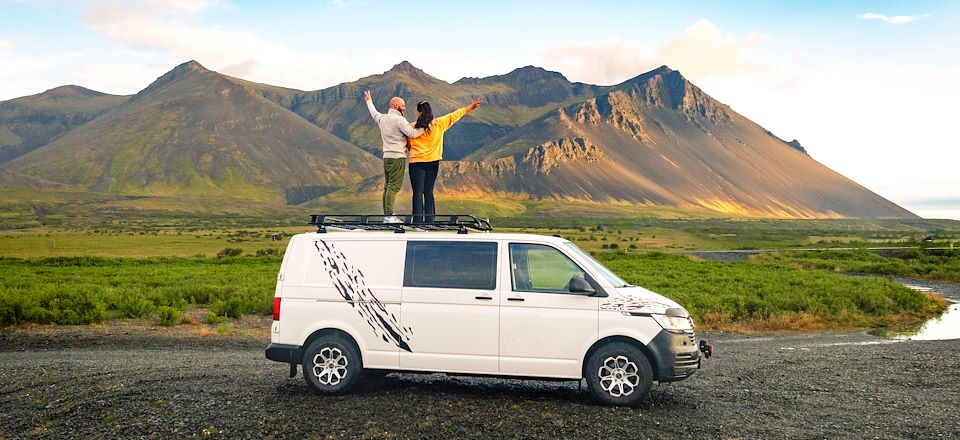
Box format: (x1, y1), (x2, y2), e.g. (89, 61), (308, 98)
(414, 101), (433, 130)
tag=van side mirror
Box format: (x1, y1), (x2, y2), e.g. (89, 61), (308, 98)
(568, 276), (596, 295)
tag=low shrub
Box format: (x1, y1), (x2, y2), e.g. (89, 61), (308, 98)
(156, 306), (181, 326)
(255, 248), (281, 257)
(216, 248), (243, 258)
(212, 293), (269, 318)
(118, 294), (154, 319)
(206, 311), (227, 324)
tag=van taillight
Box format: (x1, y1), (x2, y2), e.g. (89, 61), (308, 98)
(273, 297), (281, 321)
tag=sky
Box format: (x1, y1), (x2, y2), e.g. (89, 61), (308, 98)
(1, 0), (958, 219)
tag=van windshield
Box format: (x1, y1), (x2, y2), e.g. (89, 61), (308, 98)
(562, 242), (632, 288)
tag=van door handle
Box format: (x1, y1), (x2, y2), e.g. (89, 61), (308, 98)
(507, 297), (525, 302)
(475, 295), (493, 300)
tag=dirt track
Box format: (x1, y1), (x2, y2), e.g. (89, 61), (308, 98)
(1, 324), (958, 439)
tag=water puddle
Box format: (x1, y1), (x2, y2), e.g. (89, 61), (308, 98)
(867, 278), (960, 340)
(871, 302), (960, 341)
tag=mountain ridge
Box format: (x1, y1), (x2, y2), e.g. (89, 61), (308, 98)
(4, 60), (379, 203)
(0, 85), (129, 163)
(0, 60), (917, 218)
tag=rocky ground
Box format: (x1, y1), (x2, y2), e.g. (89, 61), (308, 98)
(1, 319), (958, 439)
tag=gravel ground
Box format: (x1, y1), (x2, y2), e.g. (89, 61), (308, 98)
(1, 325), (958, 439)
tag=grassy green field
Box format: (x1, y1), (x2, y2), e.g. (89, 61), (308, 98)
(597, 252), (945, 331)
(0, 245), (949, 331)
(0, 216), (957, 331)
(0, 229), (297, 258)
(755, 249), (960, 283)
(0, 256), (278, 326)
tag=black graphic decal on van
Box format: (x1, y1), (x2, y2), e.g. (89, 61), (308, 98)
(601, 296), (670, 312)
(315, 240), (413, 352)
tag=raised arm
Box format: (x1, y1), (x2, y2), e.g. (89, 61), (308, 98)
(435, 98), (481, 132)
(364, 91), (383, 123)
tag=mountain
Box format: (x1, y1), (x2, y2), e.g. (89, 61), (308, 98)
(0, 85), (128, 163)
(4, 61), (379, 203)
(438, 67), (914, 218)
(0, 60), (916, 218)
(250, 61), (601, 159)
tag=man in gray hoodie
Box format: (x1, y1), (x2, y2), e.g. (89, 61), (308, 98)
(364, 90), (423, 223)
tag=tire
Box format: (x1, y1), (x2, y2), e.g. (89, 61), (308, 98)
(584, 342), (653, 406)
(301, 335), (363, 395)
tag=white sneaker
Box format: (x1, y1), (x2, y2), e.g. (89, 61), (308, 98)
(383, 215), (403, 224)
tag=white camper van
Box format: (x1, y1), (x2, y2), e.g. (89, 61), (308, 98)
(266, 215), (712, 406)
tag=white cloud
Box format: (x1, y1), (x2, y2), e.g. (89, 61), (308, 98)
(858, 12), (931, 25)
(123, 0), (226, 15)
(82, 0), (379, 90)
(538, 20), (804, 88)
(0, 37), (14, 49)
(655, 19), (760, 78)
(538, 37), (651, 86)
(72, 62), (175, 95)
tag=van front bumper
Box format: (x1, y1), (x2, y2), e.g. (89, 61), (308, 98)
(647, 329), (701, 382)
(265, 343), (301, 364)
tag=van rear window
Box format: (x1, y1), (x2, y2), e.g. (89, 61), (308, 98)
(404, 241), (497, 290)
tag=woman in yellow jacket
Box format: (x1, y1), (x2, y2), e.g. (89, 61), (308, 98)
(407, 98), (481, 223)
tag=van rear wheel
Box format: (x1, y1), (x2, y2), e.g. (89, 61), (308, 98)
(585, 342), (653, 406)
(302, 335), (362, 395)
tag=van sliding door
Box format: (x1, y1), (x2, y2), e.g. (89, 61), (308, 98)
(399, 241), (500, 374)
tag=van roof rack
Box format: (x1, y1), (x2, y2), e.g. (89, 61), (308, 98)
(308, 214), (493, 234)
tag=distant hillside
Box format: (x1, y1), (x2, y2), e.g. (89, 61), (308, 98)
(0, 168), (70, 190)
(0, 85), (128, 163)
(5, 61), (379, 203)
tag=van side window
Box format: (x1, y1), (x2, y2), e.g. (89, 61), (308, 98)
(509, 243), (587, 294)
(404, 241), (497, 290)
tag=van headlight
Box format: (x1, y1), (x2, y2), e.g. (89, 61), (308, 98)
(652, 309), (693, 333)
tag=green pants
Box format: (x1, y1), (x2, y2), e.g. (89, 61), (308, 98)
(382, 158), (406, 215)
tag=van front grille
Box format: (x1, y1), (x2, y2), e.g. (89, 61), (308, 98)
(673, 352), (699, 377)
(675, 353), (699, 368)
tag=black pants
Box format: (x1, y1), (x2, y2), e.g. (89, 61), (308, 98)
(409, 160), (439, 223)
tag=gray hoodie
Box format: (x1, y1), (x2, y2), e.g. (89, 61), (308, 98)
(366, 100), (423, 159)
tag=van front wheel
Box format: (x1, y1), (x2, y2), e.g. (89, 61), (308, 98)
(302, 336), (362, 395)
(585, 342), (653, 406)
